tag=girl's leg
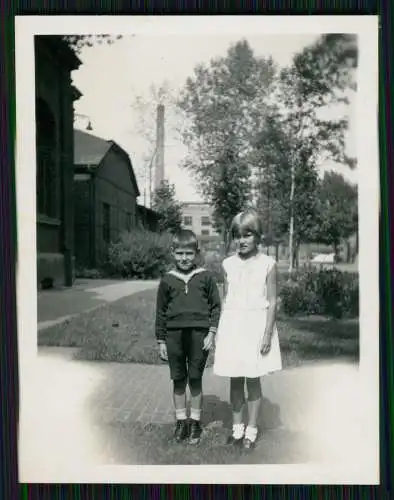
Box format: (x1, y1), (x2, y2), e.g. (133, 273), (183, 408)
(230, 377), (246, 439)
(245, 377), (262, 443)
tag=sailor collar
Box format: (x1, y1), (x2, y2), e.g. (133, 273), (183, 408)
(167, 267), (206, 294)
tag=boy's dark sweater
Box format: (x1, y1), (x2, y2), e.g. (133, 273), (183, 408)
(155, 268), (221, 342)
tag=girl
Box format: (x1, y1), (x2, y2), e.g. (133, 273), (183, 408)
(213, 209), (282, 449)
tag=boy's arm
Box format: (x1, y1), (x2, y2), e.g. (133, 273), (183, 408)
(206, 273), (222, 334)
(155, 279), (169, 343)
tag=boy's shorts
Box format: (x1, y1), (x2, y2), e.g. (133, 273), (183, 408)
(165, 328), (209, 381)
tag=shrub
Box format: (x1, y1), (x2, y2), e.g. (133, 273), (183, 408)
(106, 230), (173, 279)
(202, 249), (225, 284)
(279, 268), (359, 319)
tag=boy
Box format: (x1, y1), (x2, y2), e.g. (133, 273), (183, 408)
(155, 229), (221, 444)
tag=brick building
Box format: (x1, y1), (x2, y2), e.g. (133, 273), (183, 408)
(35, 35), (82, 289)
(180, 202), (220, 240)
(73, 130), (140, 268)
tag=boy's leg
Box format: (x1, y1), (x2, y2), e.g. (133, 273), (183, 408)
(187, 328), (210, 443)
(188, 328), (210, 415)
(166, 329), (189, 441)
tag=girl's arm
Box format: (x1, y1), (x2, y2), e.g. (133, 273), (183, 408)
(263, 262), (277, 341)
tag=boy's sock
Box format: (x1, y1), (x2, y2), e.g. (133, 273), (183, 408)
(190, 408), (201, 421)
(232, 423), (245, 440)
(245, 425), (258, 442)
(175, 408), (187, 421)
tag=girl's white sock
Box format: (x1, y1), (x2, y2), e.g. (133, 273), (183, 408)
(175, 408), (187, 420)
(190, 408), (201, 421)
(232, 423), (245, 439)
(245, 425), (258, 442)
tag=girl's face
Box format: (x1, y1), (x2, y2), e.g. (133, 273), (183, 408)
(234, 229), (259, 257)
(173, 246), (198, 273)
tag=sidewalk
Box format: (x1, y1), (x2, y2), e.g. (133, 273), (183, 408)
(38, 279), (158, 330)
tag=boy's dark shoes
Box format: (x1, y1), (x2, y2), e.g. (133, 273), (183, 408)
(174, 419), (189, 443)
(189, 419), (202, 445)
(226, 435), (243, 446)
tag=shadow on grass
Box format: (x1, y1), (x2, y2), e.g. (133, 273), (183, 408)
(97, 419), (309, 465)
(202, 393), (282, 433)
(89, 361), (287, 465)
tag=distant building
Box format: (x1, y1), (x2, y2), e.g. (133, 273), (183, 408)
(180, 202), (220, 239)
(35, 35), (82, 289)
(73, 130), (140, 268)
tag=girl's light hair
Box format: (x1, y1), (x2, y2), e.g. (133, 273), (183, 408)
(230, 209), (262, 239)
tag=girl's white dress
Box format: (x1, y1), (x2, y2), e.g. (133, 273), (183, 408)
(213, 252), (282, 378)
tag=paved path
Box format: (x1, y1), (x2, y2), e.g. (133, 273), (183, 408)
(19, 347), (374, 482)
(38, 279), (158, 330)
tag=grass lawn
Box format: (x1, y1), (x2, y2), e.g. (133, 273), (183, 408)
(98, 420), (309, 465)
(38, 288), (359, 367)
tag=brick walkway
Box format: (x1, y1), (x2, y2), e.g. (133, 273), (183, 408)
(86, 362), (231, 426)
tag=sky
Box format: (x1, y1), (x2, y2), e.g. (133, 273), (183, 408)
(72, 33), (357, 205)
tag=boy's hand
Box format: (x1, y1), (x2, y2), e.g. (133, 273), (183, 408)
(158, 342), (168, 361)
(260, 333), (272, 355)
(203, 332), (215, 351)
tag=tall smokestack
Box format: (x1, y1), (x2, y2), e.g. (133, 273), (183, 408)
(155, 104), (165, 189)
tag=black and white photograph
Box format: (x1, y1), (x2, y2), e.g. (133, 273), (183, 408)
(16, 16), (379, 484)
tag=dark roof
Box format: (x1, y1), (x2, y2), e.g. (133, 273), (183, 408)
(73, 129), (140, 196)
(74, 129), (112, 166)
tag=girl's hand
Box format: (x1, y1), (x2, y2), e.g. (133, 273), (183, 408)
(159, 342), (168, 361)
(260, 334), (272, 355)
(203, 332), (215, 351)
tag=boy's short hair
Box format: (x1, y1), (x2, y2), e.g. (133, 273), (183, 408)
(172, 229), (199, 251)
(230, 209), (263, 239)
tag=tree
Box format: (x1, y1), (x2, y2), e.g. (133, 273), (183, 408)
(315, 171), (358, 259)
(151, 180), (182, 233)
(177, 40), (277, 249)
(273, 34), (358, 270)
(62, 35), (123, 54)
(253, 112), (292, 257)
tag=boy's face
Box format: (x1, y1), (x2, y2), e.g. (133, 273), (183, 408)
(173, 246), (198, 273)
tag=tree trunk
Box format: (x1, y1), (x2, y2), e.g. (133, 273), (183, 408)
(346, 239), (351, 263)
(294, 241), (300, 269)
(288, 162), (296, 272)
(275, 242), (279, 261)
(333, 241), (339, 262)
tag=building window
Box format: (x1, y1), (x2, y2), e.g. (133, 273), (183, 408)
(201, 229), (210, 236)
(36, 98), (57, 219)
(201, 216), (210, 226)
(103, 203), (110, 243)
(184, 215), (193, 226)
